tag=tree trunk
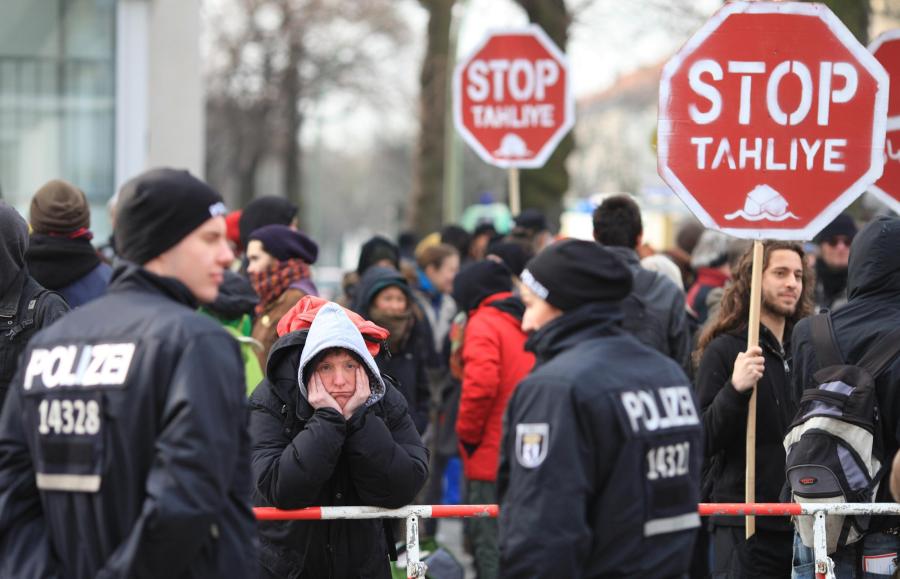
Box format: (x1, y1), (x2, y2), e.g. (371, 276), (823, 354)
(812, 0), (870, 44)
(283, 30), (305, 224)
(411, 0), (455, 235)
(515, 0), (573, 226)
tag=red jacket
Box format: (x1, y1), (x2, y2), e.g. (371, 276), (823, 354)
(455, 292), (534, 482)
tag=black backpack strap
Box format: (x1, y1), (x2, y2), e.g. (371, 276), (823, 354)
(856, 328), (900, 379)
(810, 313), (843, 369)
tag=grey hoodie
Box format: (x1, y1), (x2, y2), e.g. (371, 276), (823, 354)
(297, 302), (385, 407)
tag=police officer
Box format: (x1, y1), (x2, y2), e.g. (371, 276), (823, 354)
(498, 239), (703, 578)
(0, 168), (257, 578)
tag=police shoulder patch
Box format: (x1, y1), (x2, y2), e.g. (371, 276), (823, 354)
(515, 423), (549, 469)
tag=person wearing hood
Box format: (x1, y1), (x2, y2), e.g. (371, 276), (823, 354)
(201, 270), (265, 395)
(25, 179), (112, 308)
(0, 201), (69, 407)
(249, 299), (429, 579)
(247, 224), (319, 366)
(340, 235), (402, 308)
(0, 168), (256, 578)
(790, 216), (900, 578)
(686, 229), (732, 324)
(498, 239), (702, 578)
(453, 260), (534, 579)
(352, 266), (432, 433)
(812, 212), (857, 312)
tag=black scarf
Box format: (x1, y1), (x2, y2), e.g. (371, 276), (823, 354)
(815, 259), (848, 305)
(26, 234), (101, 290)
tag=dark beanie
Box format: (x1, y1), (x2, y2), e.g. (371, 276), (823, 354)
(115, 168), (226, 265)
(514, 208), (548, 232)
(357, 235), (400, 275)
(453, 260), (513, 313)
(486, 240), (532, 276)
(238, 196), (298, 250)
(30, 179), (90, 234)
(249, 224), (318, 264)
(521, 239), (632, 311)
(814, 213), (858, 244)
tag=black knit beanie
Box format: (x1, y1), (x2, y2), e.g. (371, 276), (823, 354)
(115, 168), (226, 265)
(453, 260), (513, 313)
(520, 239), (632, 311)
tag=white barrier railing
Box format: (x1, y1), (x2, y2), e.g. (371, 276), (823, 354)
(254, 502), (900, 579)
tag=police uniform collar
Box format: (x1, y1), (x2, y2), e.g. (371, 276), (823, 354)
(525, 301), (623, 362)
(108, 261), (199, 310)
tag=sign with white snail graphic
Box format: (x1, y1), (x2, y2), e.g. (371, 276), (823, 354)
(453, 26), (574, 169)
(658, 2), (889, 240)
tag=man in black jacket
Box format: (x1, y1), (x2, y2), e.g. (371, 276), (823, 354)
(0, 168), (257, 578)
(499, 239), (703, 578)
(0, 202), (69, 408)
(250, 300), (429, 578)
(790, 216), (900, 578)
(592, 195), (692, 371)
(694, 240), (812, 578)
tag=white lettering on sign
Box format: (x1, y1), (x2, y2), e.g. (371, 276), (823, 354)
(24, 343), (136, 390)
(466, 58), (560, 131)
(467, 58), (559, 102)
(690, 137), (846, 172)
(620, 386), (699, 433)
(687, 59), (858, 127)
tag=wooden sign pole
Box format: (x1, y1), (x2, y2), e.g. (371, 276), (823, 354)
(509, 167), (521, 216)
(745, 240), (764, 538)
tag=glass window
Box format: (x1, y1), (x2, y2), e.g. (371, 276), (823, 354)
(0, 0), (115, 239)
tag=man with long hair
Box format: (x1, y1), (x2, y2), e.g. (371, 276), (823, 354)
(694, 240), (813, 578)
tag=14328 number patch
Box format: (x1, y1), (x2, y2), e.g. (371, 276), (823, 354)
(646, 442), (690, 480)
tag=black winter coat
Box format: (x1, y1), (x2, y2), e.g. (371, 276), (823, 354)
(498, 302), (702, 579)
(0, 264), (257, 578)
(791, 216), (900, 526)
(0, 271), (69, 404)
(696, 325), (796, 531)
(250, 331), (429, 579)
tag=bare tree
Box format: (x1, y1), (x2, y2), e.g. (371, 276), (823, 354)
(205, 0), (408, 223)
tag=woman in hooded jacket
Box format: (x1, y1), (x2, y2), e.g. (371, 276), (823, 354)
(352, 266), (433, 434)
(249, 299), (429, 579)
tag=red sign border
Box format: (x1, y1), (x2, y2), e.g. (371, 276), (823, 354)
(868, 30), (900, 215)
(658, 1), (889, 240)
(452, 24), (575, 169)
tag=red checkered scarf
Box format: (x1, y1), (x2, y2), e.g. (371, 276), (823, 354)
(249, 258), (312, 315)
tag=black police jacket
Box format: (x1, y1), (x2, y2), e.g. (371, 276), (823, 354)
(0, 264), (257, 578)
(249, 330), (429, 579)
(497, 302), (703, 579)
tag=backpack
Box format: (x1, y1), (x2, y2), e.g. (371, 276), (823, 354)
(620, 269), (668, 355)
(783, 313), (900, 553)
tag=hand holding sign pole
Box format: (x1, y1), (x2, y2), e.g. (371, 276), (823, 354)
(453, 25), (574, 215)
(658, 1), (888, 537)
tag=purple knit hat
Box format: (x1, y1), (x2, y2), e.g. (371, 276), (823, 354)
(249, 224), (318, 264)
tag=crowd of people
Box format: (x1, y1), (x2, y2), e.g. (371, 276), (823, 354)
(0, 167), (898, 579)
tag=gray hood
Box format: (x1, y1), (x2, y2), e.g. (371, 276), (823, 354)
(0, 202), (28, 296)
(297, 302), (385, 406)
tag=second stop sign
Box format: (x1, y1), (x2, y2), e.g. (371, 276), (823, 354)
(658, 2), (889, 240)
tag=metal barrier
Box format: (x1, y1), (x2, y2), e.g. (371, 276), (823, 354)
(254, 504), (498, 579)
(254, 502), (900, 579)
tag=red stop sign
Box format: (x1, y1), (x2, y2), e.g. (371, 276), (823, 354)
(658, 2), (889, 240)
(869, 30), (900, 214)
(453, 26), (574, 169)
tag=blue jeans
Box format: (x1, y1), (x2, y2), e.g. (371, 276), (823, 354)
(792, 531), (900, 578)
